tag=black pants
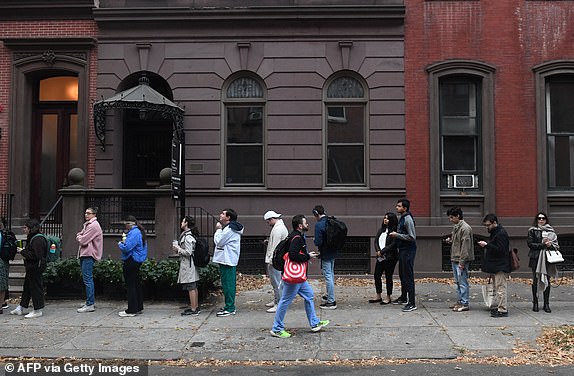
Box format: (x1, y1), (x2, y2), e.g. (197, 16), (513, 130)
(123, 257), (143, 314)
(374, 259), (398, 295)
(398, 249), (416, 305)
(21, 268), (45, 310)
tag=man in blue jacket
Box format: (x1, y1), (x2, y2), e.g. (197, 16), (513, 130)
(313, 205), (337, 310)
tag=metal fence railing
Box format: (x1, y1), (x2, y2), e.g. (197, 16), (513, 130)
(0, 193), (14, 229)
(40, 195), (63, 238)
(86, 194), (156, 235)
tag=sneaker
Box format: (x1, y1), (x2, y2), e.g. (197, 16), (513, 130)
(118, 311), (137, 317)
(181, 308), (201, 316)
(216, 309), (236, 317)
(24, 310), (43, 319)
(270, 329), (292, 338)
(490, 310), (508, 318)
(10, 306), (25, 316)
(392, 297), (407, 305)
(266, 305), (277, 313)
(77, 305), (95, 313)
(449, 302), (462, 309)
(321, 294), (328, 301)
(402, 304), (417, 312)
(319, 301), (337, 310)
(454, 305), (469, 312)
(265, 301), (275, 308)
(2, 302), (9, 310)
(311, 319), (330, 332)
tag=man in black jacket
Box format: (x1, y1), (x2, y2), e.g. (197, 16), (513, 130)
(478, 213), (511, 318)
(10, 219), (47, 318)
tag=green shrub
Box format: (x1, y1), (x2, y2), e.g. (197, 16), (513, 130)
(93, 258), (124, 284)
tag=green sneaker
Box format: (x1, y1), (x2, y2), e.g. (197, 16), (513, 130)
(311, 319), (330, 332)
(270, 329), (292, 338)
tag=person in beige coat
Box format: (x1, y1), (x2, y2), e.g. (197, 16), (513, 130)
(173, 215), (200, 316)
(263, 210), (288, 313)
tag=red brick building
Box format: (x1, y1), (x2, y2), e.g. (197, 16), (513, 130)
(404, 0), (574, 272)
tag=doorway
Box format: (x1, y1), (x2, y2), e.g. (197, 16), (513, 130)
(30, 76), (78, 218)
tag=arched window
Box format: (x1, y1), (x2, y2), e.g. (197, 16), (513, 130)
(223, 75), (265, 186)
(324, 75), (367, 186)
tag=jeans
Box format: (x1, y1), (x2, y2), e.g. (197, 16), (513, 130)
(266, 263), (283, 305)
(272, 280), (320, 332)
(451, 261), (470, 306)
(321, 258), (336, 303)
(398, 249), (416, 305)
(219, 264), (237, 312)
(81, 257), (95, 306)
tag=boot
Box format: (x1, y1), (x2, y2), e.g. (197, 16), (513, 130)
(531, 285), (539, 312)
(543, 287), (551, 313)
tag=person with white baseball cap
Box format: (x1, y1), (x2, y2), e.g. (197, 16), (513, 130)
(263, 210), (288, 313)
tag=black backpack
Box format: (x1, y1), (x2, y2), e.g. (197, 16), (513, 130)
(325, 216), (348, 250)
(272, 235), (299, 272)
(0, 230), (18, 262)
(192, 236), (210, 268)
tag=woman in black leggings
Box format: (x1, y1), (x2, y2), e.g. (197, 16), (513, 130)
(369, 212), (399, 305)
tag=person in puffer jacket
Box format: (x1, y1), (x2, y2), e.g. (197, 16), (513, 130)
(213, 208), (244, 317)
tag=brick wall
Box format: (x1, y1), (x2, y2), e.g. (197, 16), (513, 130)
(405, 0), (574, 217)
(0, 20), (98, 192)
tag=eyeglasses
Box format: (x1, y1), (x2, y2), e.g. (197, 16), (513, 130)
(537, 216), (546, 220)
(85, 211), (95, 215)
(483, 222), (493, 227)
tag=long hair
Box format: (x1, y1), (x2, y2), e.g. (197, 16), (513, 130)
(183, 215), (200, 237)
(532, 212), (550, 227)
(125, 215), (147, 244)
(381, 212), (398, 232)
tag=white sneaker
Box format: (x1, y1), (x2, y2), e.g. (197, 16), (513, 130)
(266, 305), (277, 313)
(77, 305), (95, 313)
(265, 301), (275, 308)
(24, 310), (43, 318)
(118, 310), (136, 317)
(10, 305), (25, 316)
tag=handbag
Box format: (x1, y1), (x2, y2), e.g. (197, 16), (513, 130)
(481, 276), (495, 309)
(282, 253), (308, 284)
(546, 247), (564, 264)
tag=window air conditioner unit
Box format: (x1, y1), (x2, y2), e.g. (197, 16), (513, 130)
(451, 174), (478, 189)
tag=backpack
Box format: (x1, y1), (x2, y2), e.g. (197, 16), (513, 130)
(272, 235), (299, 272)
(192, 236), (210, 268)
(510, 247), (520, 272)
(325, 216), (348, 250)
(45, 235), (62, 263)
(0, 230), (18, 262)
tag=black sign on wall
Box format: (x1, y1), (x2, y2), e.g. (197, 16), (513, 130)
(171, 139), (183, 200)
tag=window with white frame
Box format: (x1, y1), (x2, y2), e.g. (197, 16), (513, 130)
(224, 76), (265, 185)
(546, 74), (574, 189)
(439, 76), (482, 190)
(325, 76), (366, 185)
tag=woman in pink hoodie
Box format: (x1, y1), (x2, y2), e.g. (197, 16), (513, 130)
(76, 207), (103, 313)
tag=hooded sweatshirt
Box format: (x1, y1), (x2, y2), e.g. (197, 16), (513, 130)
(213, 220), (244, 266)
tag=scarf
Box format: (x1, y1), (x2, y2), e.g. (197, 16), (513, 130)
(533, 224), (559, 290)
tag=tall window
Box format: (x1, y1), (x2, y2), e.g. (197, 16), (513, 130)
(224, 76), (265, 185)
(546, 74), (574, 189)
(439, 77), (482, 190)
(325, 75), (367, 185)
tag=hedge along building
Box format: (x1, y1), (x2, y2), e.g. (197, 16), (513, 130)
(88, 0), (407, 273)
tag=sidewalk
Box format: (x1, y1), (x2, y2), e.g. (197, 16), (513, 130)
(0, 279), (572, 361)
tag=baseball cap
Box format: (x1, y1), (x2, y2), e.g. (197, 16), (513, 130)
(263, 210), (282, 220)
